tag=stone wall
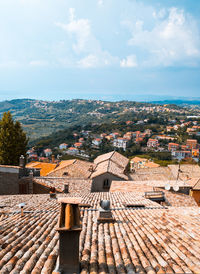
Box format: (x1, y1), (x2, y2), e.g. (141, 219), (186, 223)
(91, 173), (123, 192)
(0, 167), (20, 195)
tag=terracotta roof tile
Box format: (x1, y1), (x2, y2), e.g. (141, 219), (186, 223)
(0, 193), (200, 273)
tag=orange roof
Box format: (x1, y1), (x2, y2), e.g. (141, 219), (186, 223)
(26, 162), (57, 176)
(48, 160), (76, 175)
(169, 143), (179, 146)
(74, 142), (82, 146)
(131, 157), (148, 163)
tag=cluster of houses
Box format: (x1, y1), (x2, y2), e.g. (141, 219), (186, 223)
(27, 118), (200, 163)
(168, 139), (199, 162)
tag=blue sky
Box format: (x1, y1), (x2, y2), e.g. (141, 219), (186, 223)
(0, 0), (200, 101)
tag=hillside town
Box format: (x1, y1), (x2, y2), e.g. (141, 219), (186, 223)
(27, 118), (200, 165)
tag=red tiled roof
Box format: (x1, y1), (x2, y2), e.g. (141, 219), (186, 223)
(0, 193), (200, 273)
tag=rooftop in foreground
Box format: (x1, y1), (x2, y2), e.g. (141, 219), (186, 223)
(0, 192), (200, 274)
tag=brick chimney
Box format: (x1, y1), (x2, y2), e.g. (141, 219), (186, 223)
(55, 197), (82, 274)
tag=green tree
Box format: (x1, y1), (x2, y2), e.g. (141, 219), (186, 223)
(0, 112), (28, 165)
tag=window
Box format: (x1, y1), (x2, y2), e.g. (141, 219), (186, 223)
(103, 179), (109, 188)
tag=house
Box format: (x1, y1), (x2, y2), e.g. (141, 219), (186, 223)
(59, 143), (68, 150)
(126, 120), (133, 125)
(110, 132), (120, 138)
(105, 135), (114, 141)
(47, 159), (94, 179)
(171, 150), (192, 161)
(168, 142), (179, 152)
(74, 142), (82, 148)
(67, 147), (79, 155)
(91, 151), (129, 191)
(147, 138), (159, 148)
(43, 148), (52, 157)
(130, 157), (160, 171)
(166, 126), (174, 132)
(92, 138), (102, 146)
(79, 138), (84, 143)
(144, 129), (152, 136)
(130, 157), (148, 170)
(113, 137), (129, 151)
(186, 139), (198, 149)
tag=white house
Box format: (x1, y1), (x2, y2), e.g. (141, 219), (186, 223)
(44, 148), (52, 157)
(113, 138), (129, 151)
(92, 138), (102, 146)
(59, 143), (68, 150)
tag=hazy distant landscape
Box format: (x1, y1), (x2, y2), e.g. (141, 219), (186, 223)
(0, 98), (200, 142)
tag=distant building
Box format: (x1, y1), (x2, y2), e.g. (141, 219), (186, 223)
(92, 138), (102, 146)
(67, 147), (79, 155)
(186, 139), (198, 150)
(44, 148), (52, 157)
(59, 143), (68, 150)
(130, 157), (160, 171)
(172, 150), (192, 161)
(74, 142), (83, 148)
(113, 138), (129, 151)
(147, 138), (159, 148)
(168, 143), (179, 152)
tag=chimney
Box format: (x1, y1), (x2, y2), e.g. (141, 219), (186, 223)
(19, 155), (25, 168)
(98, 200), (114, 223)
(56, 197), (82, 274)
(52, 154), (55, 163)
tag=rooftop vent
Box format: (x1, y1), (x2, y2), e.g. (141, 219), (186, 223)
(145, 191), (165, 204)
(98, 200), (114, 223)
(55, 197), (82, 274)
(124, 203), (145, 208)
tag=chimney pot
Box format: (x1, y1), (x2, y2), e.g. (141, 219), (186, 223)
(56, 197), (82, 274)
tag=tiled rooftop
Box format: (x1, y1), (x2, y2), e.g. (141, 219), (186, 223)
(94, 151), (129, 169)
(110, 181), (198, 207)
(91, 160), (128, 180)
(0, 192), (200, 273)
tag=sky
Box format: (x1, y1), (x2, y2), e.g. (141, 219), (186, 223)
(0, 0), (200, 102)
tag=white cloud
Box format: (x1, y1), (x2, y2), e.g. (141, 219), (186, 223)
(55, 8), (93, 54)
(125, 8), (200, 66)
(56, 8), (116, 68)
(120, 55), (137, 68)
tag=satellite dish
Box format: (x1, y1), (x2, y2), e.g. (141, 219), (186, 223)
(173, 185), (179, 192)
(165, 184), (170, 191)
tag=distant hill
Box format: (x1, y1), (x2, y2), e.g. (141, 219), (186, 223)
(0, 98), (157, 140)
